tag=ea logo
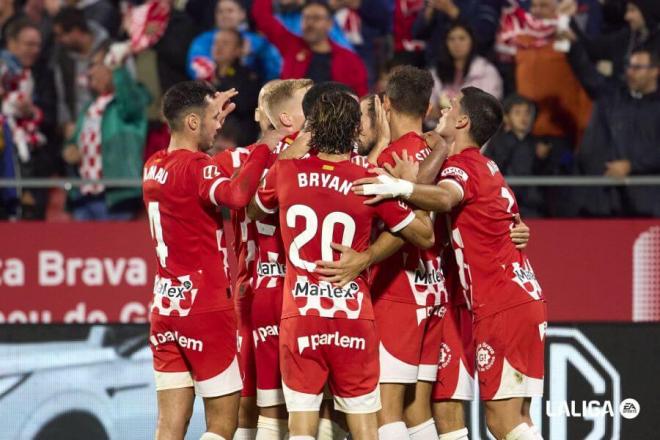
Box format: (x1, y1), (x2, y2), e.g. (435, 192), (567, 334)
(619, 398), (640, 420)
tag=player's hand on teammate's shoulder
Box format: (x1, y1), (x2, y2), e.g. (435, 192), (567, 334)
(258, 125), (297, 151)
(385, 150), (419, 183)
(314, 243), (370, 287)
(510, 214), (531, 250)
(279, 130), (311, 159)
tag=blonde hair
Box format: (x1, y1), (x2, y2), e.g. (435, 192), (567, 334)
(261, 78), (313, 127)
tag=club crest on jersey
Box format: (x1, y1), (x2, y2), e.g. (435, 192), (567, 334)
(203, 165), (221, 180)
(441, 166), (468, 182)
(438, 342), (452, 369)
(476, 342), (495, 372)
(293, 276), (364, 318)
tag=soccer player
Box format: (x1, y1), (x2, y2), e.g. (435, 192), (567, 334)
(143, 81), (284, 440)
(250, 91), (435, 440)
(247, 78), (312, 440)
(355, 87), (546, 440)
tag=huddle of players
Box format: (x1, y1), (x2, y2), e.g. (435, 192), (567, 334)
(143, 66), (547, 440)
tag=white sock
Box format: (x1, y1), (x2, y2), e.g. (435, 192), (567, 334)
(289, 437), (314, 440)
(201, 433), (226, 440)
(504, 423), (536, 440)
(233, 428), (257, 440)
(256, 416), (288, 440)
(407, 419), (437, 440)
(378, 421), (410, 440)
(529, 425), (543, 440)
(438, 427), (469, 440)
(317, 417), (348, 440)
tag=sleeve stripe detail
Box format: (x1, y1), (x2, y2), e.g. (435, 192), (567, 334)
(255, 192), (277, 214)
(209, 177), (230, 206)
(440, 178), (465, 201)
(390, 211), (415, 233)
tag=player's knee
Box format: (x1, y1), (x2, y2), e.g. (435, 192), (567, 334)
(239, 398), (259, 428)
(157, 411), (192, 438)
(433, 402), (465, 433)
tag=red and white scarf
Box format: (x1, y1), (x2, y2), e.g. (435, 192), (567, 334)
(79, 94), (113, 195)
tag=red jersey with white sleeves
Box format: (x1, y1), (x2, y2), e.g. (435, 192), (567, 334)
(372, 132), (448, 306)
(215, 146), (257, 296)
(143, 149), (234, 316)
(252, 133), (298, 291)
(255, 156), (416, 320)
(439, 147), (544, 321)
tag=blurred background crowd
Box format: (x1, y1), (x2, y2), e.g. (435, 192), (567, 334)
(0, 0), (658, 221)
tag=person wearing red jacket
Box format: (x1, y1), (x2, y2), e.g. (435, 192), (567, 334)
(252, 0), (368, 96)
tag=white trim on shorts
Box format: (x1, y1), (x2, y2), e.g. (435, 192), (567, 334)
(418, 363), (438, 382)
(489, 358), (543, 400)
(451, 359), (475, 401)
(333, 386), (382, 414)
(257, 387), (285, 407)
(154, 371), (194, 391)
(379, 342), (419, 384)
(193, 355), (243, 398)
(282, 381), (323, 412)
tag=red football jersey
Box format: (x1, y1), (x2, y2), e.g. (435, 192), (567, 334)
(251, 133), (298, 292)
(371, 132), (448, 306)
(214, 146), (257, 298)
(256, 156), (416, 320)
(143, 149), (235, 317)
(438, 147), (544, 321)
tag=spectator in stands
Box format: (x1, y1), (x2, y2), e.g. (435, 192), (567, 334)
(413, 0), (504, 64)
(210, 29), (260, 146)
(568, 42), (660, 217)
(52, 7), (109, 135)
(75, 0), (120, 38)
(252, 0), (368, 95)
(428, 22), (502, 123)
(0, 0), (16, 48)
(186, 0), (281, 82)
(487, 94), (573, 217)
(328, 0), (392, 86)
(0, 18), (55, 220)
(497, 0), (592, 147)
(61, 42), (149, 220)
(391, 0), (427, 67)
(570, 0), (660, 80)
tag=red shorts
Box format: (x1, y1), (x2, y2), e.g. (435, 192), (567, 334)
(150, 309), (242, 398)
(251, 286), (284, 407)
(474, 301), (547, 400)
(432, 305), (474, 401)
(374, 298), (443, 383)
(280, 315), (380, 414)
(237, 292), (256, 398)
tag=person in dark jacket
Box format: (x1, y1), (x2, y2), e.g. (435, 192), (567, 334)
(252, 0), (368, 95)
(210, 29), (260, 146)
(486, 94), (573, 217)
(568, 41), (660, 217)
(571, 0), (660, 80)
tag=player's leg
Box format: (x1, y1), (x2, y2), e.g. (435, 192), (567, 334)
(237, 293), (258, 440)
(156, 388), (196, 440)
(375, 299), (425, 439)
(203, 392), (242, 439)
(345, 412), (379, 440)
(478, 302), (546, 440)
(432, 401), (467, 439)
(256, 406), (288, 440)
(318, 400), (348, 440)
(403, 381), (436, 440)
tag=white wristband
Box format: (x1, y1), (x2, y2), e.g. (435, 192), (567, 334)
(361, 175), (414, 198)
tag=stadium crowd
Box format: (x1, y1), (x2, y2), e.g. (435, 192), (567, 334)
(0, 0), (659, 220)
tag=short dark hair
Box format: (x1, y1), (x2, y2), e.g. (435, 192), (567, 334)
(630, 46), (660, 67)
(5, 18), (40, 41)
(308, 91), (361, 155)
(162, 81), (217, 131)
(303, 0), (333, 17)
(385, 65), (433, 118)
(53, 7), (89, 33)
(502, 93), (534, 115)
(460, 86), (503, 146)
(302, 81), (355, 117)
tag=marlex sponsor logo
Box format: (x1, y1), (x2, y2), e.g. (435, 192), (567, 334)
(297, 332), (366, 354)
(150, 331), (204, 352)
(293, 280), (359, 299)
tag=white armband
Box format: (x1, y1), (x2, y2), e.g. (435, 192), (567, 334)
(361, 175), (414, 198)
